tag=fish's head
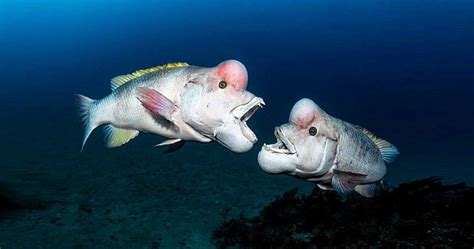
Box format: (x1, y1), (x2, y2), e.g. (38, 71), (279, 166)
(181, 60), (265, 153)
(258, 98), (338, 175)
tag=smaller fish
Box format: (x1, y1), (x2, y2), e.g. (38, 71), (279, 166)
(258, 98), (399, 197)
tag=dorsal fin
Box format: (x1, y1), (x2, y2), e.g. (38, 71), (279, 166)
(110, 62), (189, 91)
(350, 124), (399, 163)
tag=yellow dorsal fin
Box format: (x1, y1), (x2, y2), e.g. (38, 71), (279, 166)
(110, 62), (189, 91)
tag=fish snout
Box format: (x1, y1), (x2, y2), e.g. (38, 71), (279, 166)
(231, 97), (265, 122)
(212, 96), (265, 153)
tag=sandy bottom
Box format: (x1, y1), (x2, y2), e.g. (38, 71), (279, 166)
(0, 113), (313, 248)
(0, 112), (472, 248)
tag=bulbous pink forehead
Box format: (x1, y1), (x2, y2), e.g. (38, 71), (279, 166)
(289, 98), (319, 128)
(214, 60), (248, 90)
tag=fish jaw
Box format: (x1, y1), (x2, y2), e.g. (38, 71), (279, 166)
(258, 126), (299, 174)
(258, 146), (298, 174)
(213, 96), (265, 153)
(230, 96), (265, 143)
(262, 127), (297, 154)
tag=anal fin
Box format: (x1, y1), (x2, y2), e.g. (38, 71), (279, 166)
(354, 184), (376, 197)
(104, 125), (139, 148)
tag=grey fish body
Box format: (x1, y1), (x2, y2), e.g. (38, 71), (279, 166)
(258, 98), (398, 197)
(295, 116), (386, 189)
(333, 120), (387, 182)
(303, 119), (387, 186)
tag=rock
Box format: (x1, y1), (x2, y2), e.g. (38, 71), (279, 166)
(212, 177), (474, 248)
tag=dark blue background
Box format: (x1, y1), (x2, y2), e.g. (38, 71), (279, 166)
(1, 0), (473, 181)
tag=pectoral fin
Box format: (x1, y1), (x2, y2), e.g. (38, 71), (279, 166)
(137, 87), (177, 122)
(104, 125), (139, 148)
(332, 169), (367, 197)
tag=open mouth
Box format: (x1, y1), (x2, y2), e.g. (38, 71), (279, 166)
(263, 127), (297, 154)
(231, 97), (265, 143)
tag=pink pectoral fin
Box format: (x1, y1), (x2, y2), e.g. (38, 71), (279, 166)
(137, 87), (176, 121)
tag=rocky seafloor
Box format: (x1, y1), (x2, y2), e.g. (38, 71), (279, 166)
(212, 178), (473, 249)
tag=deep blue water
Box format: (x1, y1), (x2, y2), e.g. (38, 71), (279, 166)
(0, 0), (473, 247)
(2, 0), (472, 175)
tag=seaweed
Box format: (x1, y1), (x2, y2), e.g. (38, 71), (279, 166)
(212, 177), (474, 248)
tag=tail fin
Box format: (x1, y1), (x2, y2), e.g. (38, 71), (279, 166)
(75, 94), (98, 151)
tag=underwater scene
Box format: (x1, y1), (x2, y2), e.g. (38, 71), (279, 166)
(0, 0), (473, 248)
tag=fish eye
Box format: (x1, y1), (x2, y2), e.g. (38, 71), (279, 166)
(309, 126), (317, 136)
(218, 80), (227, 89)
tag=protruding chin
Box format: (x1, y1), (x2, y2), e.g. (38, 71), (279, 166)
(257, 148), (297, 174)
(214, 119), (256, 153)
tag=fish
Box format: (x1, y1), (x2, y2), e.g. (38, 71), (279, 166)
(75, 60), (265, 153)
(257, 98), (399, 197)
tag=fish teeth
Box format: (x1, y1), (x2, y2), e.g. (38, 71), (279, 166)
(269, 147), (291, 154)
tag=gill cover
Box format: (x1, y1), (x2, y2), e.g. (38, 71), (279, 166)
(181, 60), (261, 153)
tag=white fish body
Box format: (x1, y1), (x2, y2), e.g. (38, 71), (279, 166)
(76, 60), (264, 153)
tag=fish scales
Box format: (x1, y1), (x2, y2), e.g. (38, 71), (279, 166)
(76, 60), (264, 153)
(258, 98), (398, 197)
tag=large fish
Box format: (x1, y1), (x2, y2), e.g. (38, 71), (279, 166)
(76, 60), (264, 153)
(257, 98), (399, 197)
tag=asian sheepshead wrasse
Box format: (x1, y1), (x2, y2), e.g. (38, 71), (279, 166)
(257, 98), (399, 197)
(75, 60), (265, 153)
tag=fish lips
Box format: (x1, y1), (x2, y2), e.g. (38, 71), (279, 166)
(262, 127), (297, 155)
(258, 127), (298, 174)
(231, 96), (265, 142)
(214, 96), (265, 153)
